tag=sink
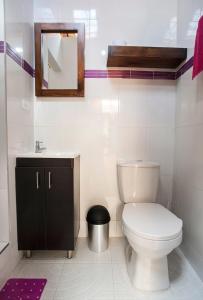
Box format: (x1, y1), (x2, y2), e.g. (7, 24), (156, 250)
(17, 152), (80, 159)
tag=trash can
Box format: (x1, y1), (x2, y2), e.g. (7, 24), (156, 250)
(86, 205), (111, 253)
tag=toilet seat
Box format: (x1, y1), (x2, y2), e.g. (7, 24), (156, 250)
(122, 203), (182, 241)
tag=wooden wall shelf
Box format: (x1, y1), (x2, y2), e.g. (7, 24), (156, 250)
(107, 46), (187, 69)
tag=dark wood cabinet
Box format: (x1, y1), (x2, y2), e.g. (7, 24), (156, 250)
(15, 167), (46, 250)
(15, 157), (80, 256)
(45, 167), (74, 250)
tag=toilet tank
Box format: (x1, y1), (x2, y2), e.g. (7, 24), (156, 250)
(117, 161), (160, 204)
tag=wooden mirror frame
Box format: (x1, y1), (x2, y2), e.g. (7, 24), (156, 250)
(35, 23), (85, 97)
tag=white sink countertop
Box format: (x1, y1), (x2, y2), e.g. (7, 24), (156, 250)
(17, 152), (80, 159)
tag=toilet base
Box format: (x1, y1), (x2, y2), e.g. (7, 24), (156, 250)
(126, 246), (169, 291)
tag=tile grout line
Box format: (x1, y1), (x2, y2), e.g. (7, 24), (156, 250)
(109, 239), (117, 300)
(52, 258), (65, 300)
(7, 238), (203, 300)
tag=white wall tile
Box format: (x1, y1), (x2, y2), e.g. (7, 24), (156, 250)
(0, 0), (10, 285)
(0, 0), (4, 40)
(34, 0), (178, 69)
(177, 0), (203, 48)
(116, 126), (148, 160)
(35, 78), (176, 237)
(6, 0), (34, 65)
(157, 176), (173, 209)
(0, 0), (34, 286)
(147, 126), (175, 176)
(33, 0), (177, 238)
(174, 0), (203, 281)
(0, 189), (9, 241)
(0, 56), (8, 191)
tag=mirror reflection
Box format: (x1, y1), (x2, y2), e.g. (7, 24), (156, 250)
(41, 32), (78, 90)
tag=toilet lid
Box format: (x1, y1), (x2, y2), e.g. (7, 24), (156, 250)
(123, 203), (182, 241)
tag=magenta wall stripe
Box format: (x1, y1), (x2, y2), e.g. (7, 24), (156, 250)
(0, 41), (5, 53)
(0, 40), (194, 81)
(5, 42), (35, 77)
(6, 43), (22, 66)
(22, 59), (35, 77)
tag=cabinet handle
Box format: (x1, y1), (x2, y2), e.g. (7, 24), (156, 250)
(48, 172), (52, 189)
(36, 172), (40, 190)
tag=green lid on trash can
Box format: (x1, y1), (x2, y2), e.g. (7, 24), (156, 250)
(86, 205), (111, 225)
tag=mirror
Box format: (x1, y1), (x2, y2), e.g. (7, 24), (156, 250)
(42, 32), (78, 90)
(35, 23), (85, 97)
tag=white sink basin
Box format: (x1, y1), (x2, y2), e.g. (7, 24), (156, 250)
(17, 152), (80, 159)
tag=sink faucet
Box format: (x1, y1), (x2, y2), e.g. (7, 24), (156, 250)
(35, 141), (47, 153)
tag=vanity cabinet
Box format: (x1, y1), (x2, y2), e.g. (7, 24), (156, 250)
(15, 157), (80, 255)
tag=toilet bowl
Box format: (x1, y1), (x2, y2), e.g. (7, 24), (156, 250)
(123, 203), (182, 291)
(117, 161), (183, 291)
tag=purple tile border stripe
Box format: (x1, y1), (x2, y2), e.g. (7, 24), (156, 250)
(175, 57), (194, 79)
(0, 40), (194, 81)
(85, 59), (193, 80)
(85, 69), (176, 80)
(6, 43), (22, 67)
(0, 41), (35, 77)
(0, 41), (5, 53)
(22, 58), (35, 77)
(42, 78), (48, 89)
(85, 70), (131, 78)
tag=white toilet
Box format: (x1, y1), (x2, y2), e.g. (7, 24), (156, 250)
(117, 160), (183, 292)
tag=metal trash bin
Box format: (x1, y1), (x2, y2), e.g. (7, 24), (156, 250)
(86, 205), (110, 253)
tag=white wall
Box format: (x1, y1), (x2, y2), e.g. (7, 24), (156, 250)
(0, 0), (34, 287)
(1, 0), (203, 285)
(0, 0), (11, 287)
(0, 0), (9, 245)
(34, 0), (177, 237)
(173, 0), (203, 280)
(34, 0), (178, 69)
(0, 0), (4, 39)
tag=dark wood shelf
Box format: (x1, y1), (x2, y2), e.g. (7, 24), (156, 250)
(107, 46), (187, 69)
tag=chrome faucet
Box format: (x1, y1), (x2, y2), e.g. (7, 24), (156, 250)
(35, 141), (47, 153)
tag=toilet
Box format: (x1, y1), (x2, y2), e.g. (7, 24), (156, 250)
(117, 160), (183, 292)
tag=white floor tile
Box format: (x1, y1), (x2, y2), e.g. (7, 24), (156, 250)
(110, 238), (127, 263)
(168, 250), (203, 300)
(112, 263), (145, 300)
(12, 261), (63, 291)
(55, 263), (114, 300)
(11, 261), (64, 300)
(24, 251), (66, 263)
(64, 238), (111, 264)
(41, 288), (56, 300)
(8, 238), (203, 300)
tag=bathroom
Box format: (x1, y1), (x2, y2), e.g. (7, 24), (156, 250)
(0, 0), (203, 299)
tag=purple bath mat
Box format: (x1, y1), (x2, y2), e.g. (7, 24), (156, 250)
(0, 278), (47, 300)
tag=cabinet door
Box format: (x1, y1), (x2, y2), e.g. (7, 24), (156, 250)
(15, 167), (46, 250)
(45, 167), (74, 250)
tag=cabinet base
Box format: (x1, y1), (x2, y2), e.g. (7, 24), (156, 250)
(23, 250), (74, 259)
(24, 250), (32, 258)
(67, 250), (73, 259)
